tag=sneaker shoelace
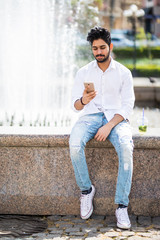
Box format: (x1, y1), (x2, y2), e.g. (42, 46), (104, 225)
(80, 194), (90, 211)
(118, 208), (129, 223)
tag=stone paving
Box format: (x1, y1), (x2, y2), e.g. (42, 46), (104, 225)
(0, 215), (160, 240)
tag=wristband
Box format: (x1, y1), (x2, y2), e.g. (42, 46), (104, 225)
(80, 97), (86, 105)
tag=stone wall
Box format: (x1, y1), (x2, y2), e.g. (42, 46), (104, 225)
(0, 129), (160, 216)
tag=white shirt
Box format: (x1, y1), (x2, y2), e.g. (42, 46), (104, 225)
(71, 58), (135, 121)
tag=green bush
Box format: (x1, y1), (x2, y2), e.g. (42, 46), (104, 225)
(76, 45), (160, 61)
(113, 47), (160, 59)
(126, 64), (160, 77)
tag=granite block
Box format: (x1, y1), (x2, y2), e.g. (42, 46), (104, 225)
(0, 130), (160, 216)
(133, 80), (160, 107)
(134, 87), (155, 101)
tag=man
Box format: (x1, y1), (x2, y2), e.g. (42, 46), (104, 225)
(69, 27), (135, 229)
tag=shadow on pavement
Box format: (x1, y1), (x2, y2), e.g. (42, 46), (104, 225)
(0, 215), (47, 238)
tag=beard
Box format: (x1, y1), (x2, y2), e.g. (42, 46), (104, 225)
(94, 50), (110, 63)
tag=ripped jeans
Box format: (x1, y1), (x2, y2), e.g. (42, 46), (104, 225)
(69, 112), (133, 206)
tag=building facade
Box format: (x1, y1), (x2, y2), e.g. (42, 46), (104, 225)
(142, 0), (160, 36)
(100, 0), (160, 36)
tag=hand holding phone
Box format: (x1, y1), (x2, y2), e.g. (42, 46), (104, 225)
(84, 82), (95, 93)
(80, 82), (96, 106)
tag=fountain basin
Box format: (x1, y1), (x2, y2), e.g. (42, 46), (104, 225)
(0, 127), (160, 216)
(134, 77), (160, 107)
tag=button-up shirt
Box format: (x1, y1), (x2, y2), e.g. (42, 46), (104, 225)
(71, 58), (135, 121)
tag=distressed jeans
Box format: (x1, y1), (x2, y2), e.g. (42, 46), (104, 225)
(69, 112), (133, 206)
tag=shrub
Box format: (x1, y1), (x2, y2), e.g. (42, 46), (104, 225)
(126, 64), (160, 77)
(113, 47), (160, 59)
(76, 45), (160, 61)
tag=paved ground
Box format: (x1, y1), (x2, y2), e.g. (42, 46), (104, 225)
(0, 215), (160, 240)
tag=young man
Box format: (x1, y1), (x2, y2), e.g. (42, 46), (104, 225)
(69, 27), (135, 229)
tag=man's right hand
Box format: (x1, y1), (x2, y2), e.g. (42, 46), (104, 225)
(74, 86), (97, 111)
(82, 87), (97, 105)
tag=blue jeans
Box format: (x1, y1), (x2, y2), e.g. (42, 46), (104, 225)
(69, 112), (133, 206)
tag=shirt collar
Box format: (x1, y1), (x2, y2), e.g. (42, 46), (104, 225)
(93, 57), (116, 70)
(109, 57), (116, 69)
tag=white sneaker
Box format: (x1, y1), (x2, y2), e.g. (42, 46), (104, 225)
(116, 207), (131, 229)
(80, 185), (95, 220)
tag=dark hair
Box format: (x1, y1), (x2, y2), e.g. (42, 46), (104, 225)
(87, 26), (111, 46)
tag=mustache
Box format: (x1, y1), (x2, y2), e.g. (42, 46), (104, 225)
(96, 54), (105, 57)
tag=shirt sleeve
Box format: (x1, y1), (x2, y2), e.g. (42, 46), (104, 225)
(71, 69), (84, 112)
(115, 70), (135, 120)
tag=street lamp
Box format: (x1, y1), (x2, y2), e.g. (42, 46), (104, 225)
(123, 4), (145, 76)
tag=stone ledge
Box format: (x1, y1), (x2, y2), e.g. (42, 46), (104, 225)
(0, 128), (160, 149)
(0, 127), (160, 216)
(133, 77), (160, 107)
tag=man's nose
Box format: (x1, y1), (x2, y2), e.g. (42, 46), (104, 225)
(97, 48), (102, 54)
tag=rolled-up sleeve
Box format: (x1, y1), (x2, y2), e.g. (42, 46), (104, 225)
(115, 70), (135, 120)
(71, 69), (84, 112)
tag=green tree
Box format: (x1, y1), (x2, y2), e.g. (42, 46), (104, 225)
(71, 0), (102, 35)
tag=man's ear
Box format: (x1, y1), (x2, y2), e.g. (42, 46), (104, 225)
(110, 43), (113, 51)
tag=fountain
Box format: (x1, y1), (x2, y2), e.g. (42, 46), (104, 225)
(0, 1), (159, 130)
(0, 0), (81, 127)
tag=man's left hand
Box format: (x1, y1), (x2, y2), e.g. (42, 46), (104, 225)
(94, 124), (113, 142)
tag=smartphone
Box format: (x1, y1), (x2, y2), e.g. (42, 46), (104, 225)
(84, 82), (95, 93)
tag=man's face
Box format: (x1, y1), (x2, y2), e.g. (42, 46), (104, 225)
(92, 39), (110, 63)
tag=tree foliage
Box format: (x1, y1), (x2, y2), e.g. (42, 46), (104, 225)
(70, 0), (102, 34)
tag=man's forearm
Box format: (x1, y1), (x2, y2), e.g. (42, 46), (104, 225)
(74, 98), (85, 110)
(94, 114), (124, 142)
(107, 114), (124, 129)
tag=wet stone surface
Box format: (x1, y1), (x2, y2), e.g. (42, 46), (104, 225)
(0, 214), (160, 239)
